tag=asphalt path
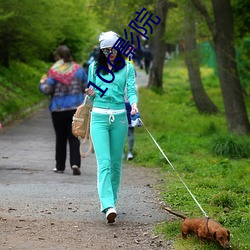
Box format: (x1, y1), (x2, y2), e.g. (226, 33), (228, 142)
(0, 69), (172, 249)
(0, 106), (165, 222)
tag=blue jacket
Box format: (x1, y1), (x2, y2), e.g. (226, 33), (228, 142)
(39, 66), (87, 112)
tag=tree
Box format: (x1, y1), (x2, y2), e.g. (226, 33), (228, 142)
(92, 0), (155, 37)
(232, 0), (250, 96)
(191, 0), (250, 134)
(0, 0), (98, 66)
(184, 1), (218, 114)
(232, 0), (250, 40)
(148, 0), (177, 89)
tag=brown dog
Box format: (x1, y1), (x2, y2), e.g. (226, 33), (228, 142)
(162, 207), (231, 249)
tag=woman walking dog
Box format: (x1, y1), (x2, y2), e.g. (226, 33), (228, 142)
(85, 31), (138, 223)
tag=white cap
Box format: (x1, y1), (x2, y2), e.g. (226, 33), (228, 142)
(99, 31), (119, 49)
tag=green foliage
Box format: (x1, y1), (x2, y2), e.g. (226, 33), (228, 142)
(130, 58), (250, 249)
(0, 60), (49, 122)
(233, 0), (250, 101)
(92, 0), (155, 40)
(165, 0), (212, 44)
(236, 37), (250, 95)
(210, 191), (238, 209)
(232, 0), (250, 39)
(201, 121), (217, 136)
(210, 135), (250, 159)
(154, 221), (181, 240)
(0, 0), (99, 66)
(165, 2), (184, 44)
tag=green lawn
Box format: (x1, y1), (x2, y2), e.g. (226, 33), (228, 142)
(1, 57), (249, 249)
(129, 58), (250, 250)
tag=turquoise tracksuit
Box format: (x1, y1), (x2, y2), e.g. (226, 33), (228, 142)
(88, 61), (138, 212)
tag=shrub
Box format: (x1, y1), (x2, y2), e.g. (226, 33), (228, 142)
(210, 191), (237, 209)
(210, 135), (250, 158)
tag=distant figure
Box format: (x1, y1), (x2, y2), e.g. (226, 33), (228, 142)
(82, 60), (89, 74)
(125, 57), (137, 161)
(39, 45), (87, 175)
(143, 44), (152, 74)
(134, 47), (144, 69)
(87, 46), (99, 69)
(125, 101), (134, 160)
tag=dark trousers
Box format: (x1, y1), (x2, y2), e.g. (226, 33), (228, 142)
(127, 127), (134, 152)
(51, 110), (80, 171)
(144, 59), (151, 74)
(125, 102), (134, 153)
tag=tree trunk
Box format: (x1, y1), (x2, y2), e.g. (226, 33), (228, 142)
(148, 0), (168, 89)
(184, 4), (218, 114)
(212, 0), (250, 134)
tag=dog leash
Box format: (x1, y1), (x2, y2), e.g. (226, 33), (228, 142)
(139, 118), (209, 218)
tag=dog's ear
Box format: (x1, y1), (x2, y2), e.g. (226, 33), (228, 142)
(227, 230), (230, 240)
(213, 231), (217, 240)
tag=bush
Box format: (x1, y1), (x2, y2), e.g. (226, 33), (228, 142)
(0, 60), (48, 122)
(210, 191), (237, 209)
(210, 135), (250, 159)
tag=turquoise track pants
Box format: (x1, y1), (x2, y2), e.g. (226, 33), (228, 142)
(90, 111), (128, 212)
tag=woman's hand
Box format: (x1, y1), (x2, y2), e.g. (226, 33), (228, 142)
(85, 87), (95, 97)
(131, 103), (138, 116)
(40, 74), (47, 83)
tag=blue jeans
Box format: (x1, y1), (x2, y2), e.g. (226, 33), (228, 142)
(90, 111), (128, 212)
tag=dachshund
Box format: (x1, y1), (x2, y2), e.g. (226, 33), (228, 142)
(162, 206), (231, 249)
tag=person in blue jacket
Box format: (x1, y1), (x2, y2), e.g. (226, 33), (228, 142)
(39, 45), (87, 175)
(85, 31), (138, 223)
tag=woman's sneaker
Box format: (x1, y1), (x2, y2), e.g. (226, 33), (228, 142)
(72, 165), (81, 175)
(105, 207), (117, 223)
(127, 152), (133, 160)
(53, 168), (64, 173)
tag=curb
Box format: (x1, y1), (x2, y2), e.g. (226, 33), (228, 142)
(0, 100), (48, 129)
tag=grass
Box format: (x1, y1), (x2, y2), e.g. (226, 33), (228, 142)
(129, 58), (250, 250)
(1, 57), (249, 249)
(0, 60), (50, 123)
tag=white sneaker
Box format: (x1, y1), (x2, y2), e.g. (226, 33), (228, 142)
(72, 165), (81, 175)
(105, 207), (117, 223)
(53, 168), (64, 173)
(127, 152), (133, 160)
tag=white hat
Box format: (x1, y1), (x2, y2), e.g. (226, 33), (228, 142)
(99, 31), (119, 49)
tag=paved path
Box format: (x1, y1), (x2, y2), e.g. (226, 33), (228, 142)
(0, 71), (173, 249)
(135, 68), (149, 88)
(0, 106), (164, 224)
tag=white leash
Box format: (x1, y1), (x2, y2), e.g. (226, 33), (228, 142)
(139, 118), (209, 218)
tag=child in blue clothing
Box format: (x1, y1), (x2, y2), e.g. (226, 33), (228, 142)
(125, 56), (137, 161)
(125, 101), (134, 160)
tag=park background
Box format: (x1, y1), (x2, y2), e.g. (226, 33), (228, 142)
(0, 0), (249, 249)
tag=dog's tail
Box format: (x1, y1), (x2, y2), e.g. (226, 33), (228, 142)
(162, 206), (187, 220)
